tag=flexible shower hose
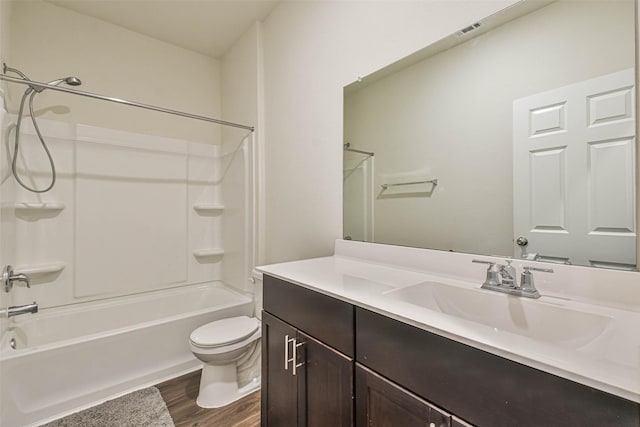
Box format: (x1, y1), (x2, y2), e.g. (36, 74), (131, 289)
(11, 86), (57, 193)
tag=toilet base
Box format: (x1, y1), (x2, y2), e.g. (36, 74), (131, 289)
(196, 363), (261, 409)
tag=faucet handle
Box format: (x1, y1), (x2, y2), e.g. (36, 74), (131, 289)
(3, 265), (31, 292)
(472, 259), (501, 287)
(11, 273), (30, 287)
(520, 265), (554, 294)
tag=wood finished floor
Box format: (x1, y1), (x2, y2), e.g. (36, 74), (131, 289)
(156, 370), (260, 427)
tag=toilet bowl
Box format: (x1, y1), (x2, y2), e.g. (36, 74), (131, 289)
(189, 315), (261, 408)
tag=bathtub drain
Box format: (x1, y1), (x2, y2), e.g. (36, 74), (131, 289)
(10, 338), (16, 349)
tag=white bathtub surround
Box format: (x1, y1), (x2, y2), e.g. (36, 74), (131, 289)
(257, 239), (640, 404)
(6, 119), (254, 308)
(1, 118), (260, 426)
(0, 283), (254, 427)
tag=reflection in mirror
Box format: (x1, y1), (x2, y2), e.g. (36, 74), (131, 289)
(343, 143), (375, 242)
(343, 0), (636, 270)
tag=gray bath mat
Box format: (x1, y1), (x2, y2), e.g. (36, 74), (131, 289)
(42, 387), (174, 427)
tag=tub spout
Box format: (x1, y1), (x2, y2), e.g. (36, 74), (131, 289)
(1, 302), (38, 318)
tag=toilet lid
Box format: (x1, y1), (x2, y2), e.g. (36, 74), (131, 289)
(190, 316), (259, 348)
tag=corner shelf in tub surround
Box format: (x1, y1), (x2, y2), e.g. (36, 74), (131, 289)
(14, 262), (65, 276)
(192, 249), (224, 258)
(14, 202), (66, 213)
(193, 204), (224, 214)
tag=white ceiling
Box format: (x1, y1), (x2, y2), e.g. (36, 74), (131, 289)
(48, 0), (280, 59)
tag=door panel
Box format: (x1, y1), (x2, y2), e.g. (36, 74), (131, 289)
(529, 146), (567, 232)
(588, 138), (635, 233)
(588, 86), (633, 126)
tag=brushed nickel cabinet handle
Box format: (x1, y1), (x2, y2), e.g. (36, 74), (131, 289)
(284, 335), (297, 371)
(292, 340), (305, 376)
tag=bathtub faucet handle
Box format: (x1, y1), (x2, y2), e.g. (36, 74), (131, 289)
(2, 265), (31, 292)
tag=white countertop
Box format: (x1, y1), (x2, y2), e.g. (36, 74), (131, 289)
(257, 240), (640, 404)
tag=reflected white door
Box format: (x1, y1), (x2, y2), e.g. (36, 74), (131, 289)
(513, 69), (636, 269)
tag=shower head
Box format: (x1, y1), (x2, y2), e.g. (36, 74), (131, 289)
(65, 77), (81, 86)
(47, 76), (82, 87)
(30, 76), (82, 93)
(3, 64), (81, 93)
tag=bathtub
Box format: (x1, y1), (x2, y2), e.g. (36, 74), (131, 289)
(0, 283), (254, 427)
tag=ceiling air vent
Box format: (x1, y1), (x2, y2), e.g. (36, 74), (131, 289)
(457, 22), (482, 36)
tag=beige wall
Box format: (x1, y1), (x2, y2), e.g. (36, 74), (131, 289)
(260, 0), (519, 264)
(6, 0), (221, 143)
(0, 0), (11, 86)
(344, 0), (634, 257)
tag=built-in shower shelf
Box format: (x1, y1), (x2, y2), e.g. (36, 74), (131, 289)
(14, 262), (65, 276)
(193, 204), (224, 214)
(14, 202), (66, 213)
(193, 249), (225, 258)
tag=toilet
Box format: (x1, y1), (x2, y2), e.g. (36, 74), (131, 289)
(189, 315), (262, 408)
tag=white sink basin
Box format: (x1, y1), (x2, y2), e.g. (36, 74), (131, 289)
(384, 281), (612, 348)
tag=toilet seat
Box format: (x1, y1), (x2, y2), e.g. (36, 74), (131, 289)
(190, 316), (260, 348)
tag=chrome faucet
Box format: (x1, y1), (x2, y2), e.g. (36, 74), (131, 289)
(0, 302), (38, 317)
(472, 259), (553, 299)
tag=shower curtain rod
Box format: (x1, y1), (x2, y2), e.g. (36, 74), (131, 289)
(0, 74), (254, 131)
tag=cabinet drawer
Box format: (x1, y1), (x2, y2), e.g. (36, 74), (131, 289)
(356, 307), (639, 427)
(264, 275), (354, 357)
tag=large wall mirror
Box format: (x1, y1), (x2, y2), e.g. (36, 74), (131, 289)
(343, 0), (637, 270)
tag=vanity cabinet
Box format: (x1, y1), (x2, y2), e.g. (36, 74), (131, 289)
(262, 275), (640, 427)
(261, 276), (354, 427)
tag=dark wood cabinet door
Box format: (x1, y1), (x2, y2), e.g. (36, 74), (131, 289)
(451, 416), (474, 427)
(356, 364), (451, 427)
(430, 405), (451, 427)
(299, 331), (353, 427)
(262, 312), (299, 427)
